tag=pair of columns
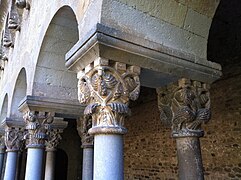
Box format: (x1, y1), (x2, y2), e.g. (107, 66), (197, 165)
(2, 114), (65, 180)
(77, 59), (211, 180)
(1, 59), (211, 180)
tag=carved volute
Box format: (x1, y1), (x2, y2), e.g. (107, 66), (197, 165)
(77, 58), (141, 135)
(157, 78), (211, 137)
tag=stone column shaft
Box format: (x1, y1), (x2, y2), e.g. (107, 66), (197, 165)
(3, 152), (18, 180)
(3, 127), (24, 180)
(94, 134), (123, 180)
(44, 126), (65, 180)
(0, 152), (4, 177)
(176, 137), (204, 180)
(0, 138), (5, 177)
(25, 148), (44, 180)
(77, 59), (141, 180)
(157, 78), (211, 180)
(23, 111), (54, 180)
(78, 116), (94, 180)
(82, 147), (94, 180)
(44, 150), (56, 180)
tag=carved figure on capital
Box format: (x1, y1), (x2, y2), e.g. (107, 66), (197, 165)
(157, 78), (211, 137)
(23, 111), (54, 148)
(77, 59), (141, 134)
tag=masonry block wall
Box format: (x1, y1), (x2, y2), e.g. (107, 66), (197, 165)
(124, 67), (241, 179)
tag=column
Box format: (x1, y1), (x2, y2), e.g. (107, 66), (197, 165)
(44, 128), (63, 180)
(77, 59), (140, 180)
(3, 127), (24, 180)
(23, 111), (54, 180)
(157, 78), (211, 180)
(0, 135), (5, 177)
(77, 116), (94, 180)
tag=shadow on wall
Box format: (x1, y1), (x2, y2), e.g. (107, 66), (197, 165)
(55, 149), (68, 180)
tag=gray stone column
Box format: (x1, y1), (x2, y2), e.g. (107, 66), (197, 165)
(44, 150), (55, 180)
(44, 127), (65, 180)
(0, 135), (5, 177)
(157, 78), (211, 180)
(77, 116), (94, 180)
(77, 59), (140, 180)
(3, 127), (24, 180)
(23, 111), (54, 180)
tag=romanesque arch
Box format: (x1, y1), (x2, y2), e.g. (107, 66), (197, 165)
(10, 68), (27, 119)
(32, 6), (79, 100)
(0, 94), (8, 121)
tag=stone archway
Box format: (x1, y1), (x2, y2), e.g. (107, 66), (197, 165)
(10, 68), (27, 119)
(0, 94), (8, 121)
(32, 6), (79, 101)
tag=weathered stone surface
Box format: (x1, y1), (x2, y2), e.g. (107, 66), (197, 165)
(184, 9), (212, 38)
(117, 0), (188, 27)
(176, 0), (220, 18)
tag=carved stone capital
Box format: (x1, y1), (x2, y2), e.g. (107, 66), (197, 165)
(78, 58), (140, 135)
(77, 116), (94, 148)
(157, 78), (211, 137)
(5, 127), (24, 152)
(23, 111), (55, 148)
(45, 129), (62, 151)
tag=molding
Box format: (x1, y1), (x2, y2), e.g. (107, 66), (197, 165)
(18, 95), (84, 118)
(1, 117), (25, 128)
(66, 23), (221, 87)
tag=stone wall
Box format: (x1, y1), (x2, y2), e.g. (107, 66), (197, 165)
(124, 72), (241, 179)
(116, 0), (219, 58)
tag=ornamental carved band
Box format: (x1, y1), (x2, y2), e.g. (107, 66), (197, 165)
(157, 78), (211, 137)
(24, 111), (54, 148)
(5, 127), (24, 152)
(78, 58), (141, 135)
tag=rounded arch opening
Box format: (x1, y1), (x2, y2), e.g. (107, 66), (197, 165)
(11, 68), (27, 119)
(208, 0), (241, 67)
(32, 6), (79, 100)
(0, 94), (8, 121)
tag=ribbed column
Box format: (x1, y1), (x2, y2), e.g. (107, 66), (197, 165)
(157, 78), (211, 180)
(23, 111), (54, 180)
(77, 58), (141, 180)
